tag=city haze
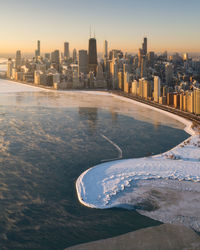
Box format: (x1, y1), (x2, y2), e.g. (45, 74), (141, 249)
(0, 0), (200, 54)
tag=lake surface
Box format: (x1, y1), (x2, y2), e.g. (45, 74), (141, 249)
(0, 82), (189, 249)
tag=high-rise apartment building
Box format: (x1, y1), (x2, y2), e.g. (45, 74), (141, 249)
(154, 76), (161, 102)
(165, 63), (173, 85)
(139, 78), (144, 98)
(15, 50), (21, 70)
(124, 72), (130, 93)
(141, 57), (147, 78)
(73, 48), (77, 63)
(138, 48), (143, 68)
(118, 71), (124, 90)
(7, 58), (13, 78)
(64, 42), (70, 59)
(35, 40), (40, 58)
(104, 40), (108, 59)
(131, 80), (139, 95)
(51, 50), (60, 72)
(110, 59), (118, 89)
(186, 92), (194, 113)
(194, 88), (200, 115)
(143, 79), (152, 99)
(148, 51), (155, 68)
(88, 38), (97, 74)
(37, 40), (40, 56)
(78, 50), (88, 75)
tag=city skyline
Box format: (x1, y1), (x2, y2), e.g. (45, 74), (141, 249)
(1, 0), (200, 55)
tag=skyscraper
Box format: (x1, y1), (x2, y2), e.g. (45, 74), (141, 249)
(141, 57), (147, 78)
(7, 58), (13, 78)
(154, 76), (161, 102)
(88, 38), (97, 74)
(148, 51), (155, 68)
(35, 40), (40, 58)
(142, 37), (147, 56)
(51, 50), (60, 71)
(104, 40), (108, 59)
(194, 88), (200, 115)
(165, 63), (173, 86)
(73, 48), (77, 63)
(138, 48), (143, 68)
(78, 50), (88, 75)
(15, 50), (21, 70)
(183, 53), (188, 61)
(64, 42), (70, 59)
(143, 80), (152, 99)
(37, 40), (40, 56)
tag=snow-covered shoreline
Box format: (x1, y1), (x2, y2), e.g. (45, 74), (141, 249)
(0, 79), (49, 93)
(110, 94), (196, 136)
(0, 80), (199, 230)
(76, 92), (200, 231)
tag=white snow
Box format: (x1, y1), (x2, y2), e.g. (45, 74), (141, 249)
(77, 135), (200, 208)
(76, 99), (200, 231)
(0, 79), (48, 93)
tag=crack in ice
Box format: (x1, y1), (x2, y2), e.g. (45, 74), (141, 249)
(100, 134), (123, 162)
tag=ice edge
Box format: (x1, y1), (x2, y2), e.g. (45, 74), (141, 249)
(76, 93), (198, 209)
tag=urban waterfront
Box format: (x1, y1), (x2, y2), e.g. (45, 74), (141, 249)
(1, 0), (200, 249)
(0, 83), (189, 249)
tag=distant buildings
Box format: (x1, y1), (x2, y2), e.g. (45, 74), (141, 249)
(15, 50), (21, 70)
(104, 40), (108, 59)
(88, 38), (97, 75)
(72, 48), (77, 64)
(194, 88), (200, 115)
(78, 50), (88, 75)
(64, 42), (70, 60)
(124, 72), (130, 93)
(51, 50), (60, 71)
(165, 63), (173, 86)
(35, 40), (40, 58)
(7, 58), (13, 78)
(5, 36), (200, 116)
(143, 79), (152, 100)
(142, 37), (147, 56)
(154, 76), (161, 102)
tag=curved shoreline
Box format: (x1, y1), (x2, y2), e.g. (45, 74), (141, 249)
(0, 79), (199, 213)
(0, 79), (197, 135)
(110, 93), (195, 136)
(76, 92), (199, 211)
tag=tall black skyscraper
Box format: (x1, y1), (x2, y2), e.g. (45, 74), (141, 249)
(142, 37), (147, 56)
(88, 38), (97, 75)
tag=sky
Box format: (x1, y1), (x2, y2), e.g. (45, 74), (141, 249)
(0, 0), (200, 56)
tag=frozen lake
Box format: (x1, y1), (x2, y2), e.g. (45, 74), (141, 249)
(0, 80), (190, 249)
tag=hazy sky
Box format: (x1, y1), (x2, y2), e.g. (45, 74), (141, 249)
(0, 0), (200, 55)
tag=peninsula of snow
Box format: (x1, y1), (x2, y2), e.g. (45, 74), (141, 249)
(76, 95), (200, 232)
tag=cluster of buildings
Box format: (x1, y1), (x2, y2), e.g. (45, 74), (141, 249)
(103, 38), (200, 115)
(7, 38), (107, 90)
(6, 36), (200, 115)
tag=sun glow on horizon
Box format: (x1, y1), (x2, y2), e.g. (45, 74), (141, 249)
(0, 0), (200, 56)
